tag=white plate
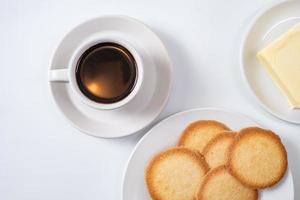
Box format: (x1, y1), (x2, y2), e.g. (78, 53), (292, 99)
(49, 16), (172, 138)
(122, 108), (294, 200)
(241, 1), (300, 124)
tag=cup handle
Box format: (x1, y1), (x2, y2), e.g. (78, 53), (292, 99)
(49, 69), (69, 82)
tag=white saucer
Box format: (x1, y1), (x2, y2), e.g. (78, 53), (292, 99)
(49, 16), (172, 138)
(240, 1), (300, 124)
(122, 108), (294, 200)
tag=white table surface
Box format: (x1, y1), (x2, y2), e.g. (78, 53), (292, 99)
(0, 0), (299, 199)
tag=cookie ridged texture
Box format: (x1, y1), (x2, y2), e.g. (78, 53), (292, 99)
(178, 120), (230, 153)
(202, 131), (235, 168)
(196, 165), (258, 200)
(145, 147), (209, 200)
(228, 127), (288, 189)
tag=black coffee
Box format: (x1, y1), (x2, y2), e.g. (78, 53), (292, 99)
(76, 42), (137, 104)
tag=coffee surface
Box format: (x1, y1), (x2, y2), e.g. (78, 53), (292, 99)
(76, 43), (137, 103)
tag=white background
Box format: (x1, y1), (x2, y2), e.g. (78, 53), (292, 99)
(0, 0), (299, 199)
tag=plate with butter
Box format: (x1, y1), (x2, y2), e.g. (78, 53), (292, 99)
(241, 0), (300, 124)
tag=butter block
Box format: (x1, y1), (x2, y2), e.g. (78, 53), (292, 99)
(257, 23), (300, 109)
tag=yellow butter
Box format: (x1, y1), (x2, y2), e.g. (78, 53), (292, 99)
(257, 23), (300, 109)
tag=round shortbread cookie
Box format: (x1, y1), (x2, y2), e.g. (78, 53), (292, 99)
(202, 131), (235, 168)
(228, 127), (288, 189)
(145, 147), (209, 200)
(196, 165), (258, 200)
(178, 120), (230, 153)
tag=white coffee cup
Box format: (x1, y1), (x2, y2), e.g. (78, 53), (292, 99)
(49, 35), (144, 110)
